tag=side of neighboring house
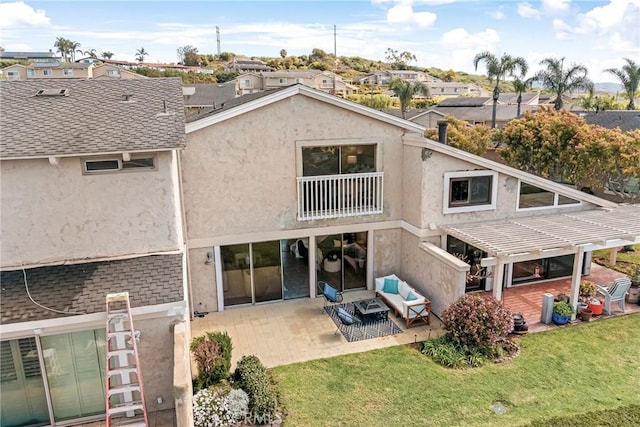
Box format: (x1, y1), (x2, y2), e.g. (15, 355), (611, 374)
(181, 85), (633, 323)
(1, 62), (95, 80)
(234, 70), (357, 96)
(0, 78), (190, 426)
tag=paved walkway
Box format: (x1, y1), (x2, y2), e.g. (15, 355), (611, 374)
(190, 290), (443, 369)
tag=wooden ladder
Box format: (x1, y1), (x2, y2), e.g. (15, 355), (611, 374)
(105, 292), (149, 427)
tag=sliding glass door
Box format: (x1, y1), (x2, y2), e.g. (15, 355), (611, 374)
(316, 232), (367, 292)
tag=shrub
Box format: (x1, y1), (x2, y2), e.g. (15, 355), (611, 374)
(421, 336), (466, 368)
(234, 355), (277, 424)
(227, 388), (250, 421)
(442, 294), (513, 350)
(553, 301), (575, 316)
(191, 331), (233, 391)
(192, 388), (234, 427)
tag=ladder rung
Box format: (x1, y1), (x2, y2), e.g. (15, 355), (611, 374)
(108, 349), (135, 358)
(108, 311), (129, 320)
(106, 292), (130, 302)
(108, 331), (132, 339)
(107, 402), (144, 415)
(111, 421), (147, 427)
(108, 367), (139, 377)
(108, 383), (141, 396)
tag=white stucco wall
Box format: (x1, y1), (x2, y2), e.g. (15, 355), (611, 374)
(182, 95), (409, 241)
(1, 152), (182, 268)
(188, 247), (217, 313)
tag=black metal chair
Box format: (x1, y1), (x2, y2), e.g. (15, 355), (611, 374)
(317, 281), (343, 312)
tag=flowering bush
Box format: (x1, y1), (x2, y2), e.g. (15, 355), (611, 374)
(442, 294), (513, 350)
(192, 388), (234, 427)
(227, 388), (250, 421)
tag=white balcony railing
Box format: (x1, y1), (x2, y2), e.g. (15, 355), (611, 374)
(296, 172), (384, 220)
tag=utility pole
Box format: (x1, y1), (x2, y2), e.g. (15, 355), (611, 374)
(216, 26), (221, 55)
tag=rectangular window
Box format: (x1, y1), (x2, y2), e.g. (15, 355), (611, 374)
(63, 69), (73, 76)
(302, 144), (376, 176)
(517, 181), (580, 210)
(279, 78), (286, 84)
(27, 69), (35, 77)
(83, 156), (155, 173)
(106, 69), (119, 77)
(43, 69), (52, 76)
(443, 171), (497, 214)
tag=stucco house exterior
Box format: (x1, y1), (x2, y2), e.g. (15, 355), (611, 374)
(182, 84), (639, 323)
(234, 70), (357, 96)
(1, 62), (95, 80)
(0, 78), (190, 426)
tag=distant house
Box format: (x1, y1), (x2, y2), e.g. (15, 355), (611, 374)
(183, 81), (238, 114)
(354, 70), (440, 85)
(225, 57), (273, 73)
(234, 70), (358, 96)
(0, 50), (60, 63)
(92, 63), (148, 79)
(427, 81), (489, 98)
(1, 62), (95, 80)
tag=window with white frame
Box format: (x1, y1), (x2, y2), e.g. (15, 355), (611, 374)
(443, 171), (498, 213)
(106, 69), (119, 77)
(6, 71), (19, 80)
(517, 181), (580, 210)
(42, 69), (52, 76)
(27, 69), (35, 78)
(63, 69), (73, 76)
(83, 156), (156, 173)
(279, 78), (287, 84)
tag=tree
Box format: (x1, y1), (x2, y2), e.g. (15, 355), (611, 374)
(424, 116), (496, 155)
(70, 41), (81, 62)
(101, 51), (114, 59)
(512, 77), (534, 118)
(135, 47), (148, 63)
(385, 48), (417, 69)
(604, 58), (640, 110)
(534, 57), (593, 110)
(177, 45), (200, 66)
(83, 49), (97, 59)
(388, 78), (429, 119)
(54, 37), (71, 62)
(280, 49), (287, 59)
(498, 108), (640, 196)
(473, 51), (528, 128)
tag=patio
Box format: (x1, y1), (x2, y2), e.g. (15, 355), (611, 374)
(500, 263), (640, 332)
(190, 290), (442, 369)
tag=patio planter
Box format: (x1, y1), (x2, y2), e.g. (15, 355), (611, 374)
(579, 308), (593, 321)
(587, 300), (603, 316)
(552, 312), (571, 325)
(626, 285), (639, 304)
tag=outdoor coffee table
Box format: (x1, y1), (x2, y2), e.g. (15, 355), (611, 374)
(353, 297), (390, 323)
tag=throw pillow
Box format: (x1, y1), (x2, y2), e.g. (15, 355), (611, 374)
(324, 283), (338, 302)
(406, 291), (418, 301)
(337, 308), (354, 325)
(383, 277), (399, 294)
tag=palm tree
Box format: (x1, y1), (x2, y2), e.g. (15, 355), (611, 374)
(534, 57), (593, 110)
(101, 51), (114, 60)
(473, 51), (528, 128)
(388, 78), (429, 119)
(512, 77), (534, 118)
(83, 49), (97, 59)
(69, 41), (81, 62)
(135, 47), (148, 63)
(605, 58), (639, 110)
(54, 37), (71, 62)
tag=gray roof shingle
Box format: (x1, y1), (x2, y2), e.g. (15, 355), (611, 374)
(1, 78), (186, 158)
(582, 111), (640, 132)
(0, 254), (184, 324)
(183, 82), (237, 107)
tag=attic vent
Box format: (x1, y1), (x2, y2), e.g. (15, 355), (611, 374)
(35, 88), (68, 97)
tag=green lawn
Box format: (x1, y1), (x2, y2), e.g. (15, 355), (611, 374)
(592, 244), (640, 278)
(272, 315), (640, 427)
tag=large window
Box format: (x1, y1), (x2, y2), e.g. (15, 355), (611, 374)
(443, 171), (497, 213)
(517, 181), (580, 210)
(302, 144), (376, 177)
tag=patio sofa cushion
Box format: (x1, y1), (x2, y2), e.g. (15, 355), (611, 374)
(383, 277), (399, 294)
(375, 274), (431, 328)
(337, 307), (354, 325)
(406, 291), (418, 301)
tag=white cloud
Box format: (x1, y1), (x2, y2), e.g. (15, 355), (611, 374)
(0, 1), (50, 28)
(517, 2), (541, 19)
(542, 0), (571, 15)
(491, 10), (505, 20)
(386, 3), (437, 27)
(552, 0), (640, 52)
(437, 28), (501, 73)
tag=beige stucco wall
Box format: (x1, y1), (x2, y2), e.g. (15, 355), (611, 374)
(182, 95), (408, 241)
(188, 247), (217, 313)
(372, 228), (402, 279)
(173, 321), (194, 427)
(400, 231), (467, 317)
(1, 152), (181, 268)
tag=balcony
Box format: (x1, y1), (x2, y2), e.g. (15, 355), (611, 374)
(296, 172), (384, 220)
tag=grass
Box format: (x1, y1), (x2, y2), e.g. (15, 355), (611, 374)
(592, 244), (640, 278)
(271, 315), (640, 426)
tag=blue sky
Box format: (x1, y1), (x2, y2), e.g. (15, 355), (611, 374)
(1, 0), (638, 82)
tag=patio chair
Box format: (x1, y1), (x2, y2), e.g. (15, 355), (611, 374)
(317, 281), (343, 311)
(335, 307), (361, 335)
(596, 277), (632, 315)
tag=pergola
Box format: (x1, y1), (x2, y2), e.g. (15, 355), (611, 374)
(441, 204), (640, 315)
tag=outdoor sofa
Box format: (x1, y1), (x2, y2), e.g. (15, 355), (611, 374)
(375, 274), (431, 328)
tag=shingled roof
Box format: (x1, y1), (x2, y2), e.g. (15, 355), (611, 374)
(0, 254), (183, 324)
(0, 78), (186, 159)
(582, 110), (640, 132)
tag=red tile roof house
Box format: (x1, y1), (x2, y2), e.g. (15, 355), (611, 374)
(0, 78), (191, 426)
(182, 84), (639, 328)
